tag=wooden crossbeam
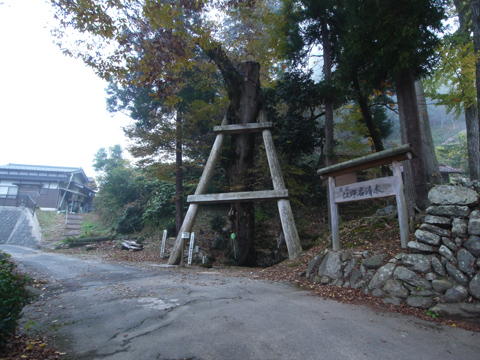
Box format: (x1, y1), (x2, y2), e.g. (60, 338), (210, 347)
(187, 189), (288, 204)
(213, 122), (272, 134)
(317, 143), (415, 179)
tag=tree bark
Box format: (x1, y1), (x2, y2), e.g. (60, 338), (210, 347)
(321, 16), (335, 167)
(469, 0), (480, 180)
(175, 112), (183, 235)
(465, 103), (480, 179)
(206, 46), (261, 265)
(396, 70), (429, 215)
(225, 61), (260, 265)
(414, 79), (442, 185)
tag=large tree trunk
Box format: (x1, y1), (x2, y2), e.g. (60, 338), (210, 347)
(175, 112), (183, 235)
(465, 104), (480, 179)
(415, 79), (442, 185)
(469, 0), (480, 180)
(320, 16), (335, 167)
(396, 70), (429, 217)
(206, 46), (261, 265)
(225, 62), (261, 265)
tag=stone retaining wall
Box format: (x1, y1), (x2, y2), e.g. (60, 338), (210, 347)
(308, 182), (480, 319)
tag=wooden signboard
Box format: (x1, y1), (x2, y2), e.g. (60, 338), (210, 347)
(334, 177), (395, 203)
(318, 144), (415, 251)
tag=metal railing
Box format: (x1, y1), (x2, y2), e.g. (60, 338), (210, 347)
(0, 194), (37, 215)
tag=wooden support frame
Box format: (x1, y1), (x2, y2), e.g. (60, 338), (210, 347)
(213, 122), (272, 134)
(188, 189), (289, 204)
(318, 144), (415, 250)
(167, 112), (303, 265)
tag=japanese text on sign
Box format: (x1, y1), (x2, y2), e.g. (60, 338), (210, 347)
(334, 177), (395, 204)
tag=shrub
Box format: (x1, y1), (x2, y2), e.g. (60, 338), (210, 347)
(116, 204), (144, 234)
(210, 215), (226, 234)
(0, 252), (29, 348)
(142, 180), (176, 228)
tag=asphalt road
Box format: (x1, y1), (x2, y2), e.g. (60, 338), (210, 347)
(2, 244), (480, 360)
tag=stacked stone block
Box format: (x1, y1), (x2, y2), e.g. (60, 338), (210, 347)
(308, 183), (480, 319)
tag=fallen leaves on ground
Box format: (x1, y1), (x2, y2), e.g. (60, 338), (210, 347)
(1, 335), (65, 360)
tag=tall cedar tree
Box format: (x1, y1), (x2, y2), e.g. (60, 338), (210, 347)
(470, 0), (480, 180)
(330, 0), (446, 213)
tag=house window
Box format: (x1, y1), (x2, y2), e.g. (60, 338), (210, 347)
(0, 186), (18, 197)
(49, 182), (59, 189)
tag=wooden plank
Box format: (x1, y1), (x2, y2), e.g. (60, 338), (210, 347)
(168, 117), (227, 265)
(392, 161), (409, 248)
(334, 177), (395, 203)
(187, 189), (289, 204)
(277, 199), (303, 259)
(213, 122), (272, 134)
(317, 144), (415, 179)
(328, 176), (340, 251)
(260, 112), (302, 260)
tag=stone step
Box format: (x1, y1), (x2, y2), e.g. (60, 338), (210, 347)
(66, 224), (82, 230)
(66, 218), (82, 223)
(62, 230), (82, 237)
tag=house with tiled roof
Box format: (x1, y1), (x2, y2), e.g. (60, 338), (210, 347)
(0, 163), (95, 212)
(439, 164), (464, 183)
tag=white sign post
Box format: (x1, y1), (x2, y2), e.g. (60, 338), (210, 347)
(180, 232), (190, 266)
(188, 233), (195, 265)
(160, 230), (167, 258)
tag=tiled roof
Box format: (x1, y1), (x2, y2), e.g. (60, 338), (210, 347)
(0, 163), (83, 173)
(439, 164), (463, 174)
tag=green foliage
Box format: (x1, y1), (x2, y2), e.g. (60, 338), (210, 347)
(94, 165), (142, 224)
(93, 144), (126, 176)
(107, 63), (225, 167)
(141, 180), (176, 228)
(425, 309), (439, 319)
(335, 0), (447, 87)
(435, 132), (469, 174)
(263, 70), (330, 164)
(115, 204), (144, 234)
(424, 0), (476, 117)
(92, 145), (179, 234)
(80, 222), (107, 238)
(0, 251), (29, 348)
(210, 215), (226, 234)
(425, 40), (476, 116)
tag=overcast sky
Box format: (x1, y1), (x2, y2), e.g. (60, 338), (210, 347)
(0, 0), (131, 177)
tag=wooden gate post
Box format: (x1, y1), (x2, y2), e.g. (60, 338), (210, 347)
(328, 176), (340, 251)
(392, 160), (410, 248)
